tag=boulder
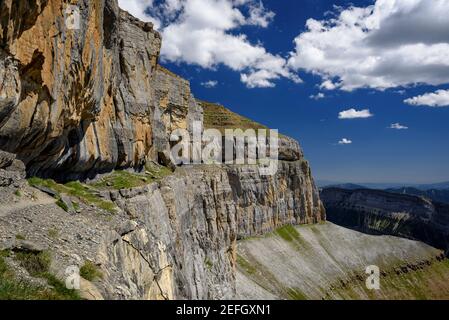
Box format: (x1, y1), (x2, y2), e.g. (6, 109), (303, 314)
(13, 240), (46, 253)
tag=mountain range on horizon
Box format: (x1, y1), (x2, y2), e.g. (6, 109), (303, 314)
(317, 180), (449, 191)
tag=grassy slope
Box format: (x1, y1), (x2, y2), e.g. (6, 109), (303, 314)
(0, 251), (80, 300)
(236, 223), (449, 300)
(199, 100), (269, 134)
(28, 163), (172, 213)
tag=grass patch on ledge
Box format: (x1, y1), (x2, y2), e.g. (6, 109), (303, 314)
(237, 254), (258, 275)
(92, 163), (172, 191)
(274, 225), (310, 251)
(80, 261), (103, 282)
(28, 163), (173, 212)
(28, 177), (116, 213)
(0, 250), (81, 300)
(287, 288), (307, 300)
(199, 100), (269, 135)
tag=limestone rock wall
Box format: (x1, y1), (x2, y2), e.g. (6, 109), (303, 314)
(0, 0), (194, 179)
(94, 161), (323, 299)
(321, 188), (449, 253)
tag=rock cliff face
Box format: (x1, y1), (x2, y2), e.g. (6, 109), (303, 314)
(0, 160), (323, 299)
(321, 188), (449, 253)
(0, 0), (201, 179)
(0, 0), (324, 299)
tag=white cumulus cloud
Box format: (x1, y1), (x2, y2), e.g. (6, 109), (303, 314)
(404, 89), (449, 107)
(118, 0), (160, 27)
(338, 138), (352, 145)
(201, 80), (218, 88)
(288, 0), (449, 91)
(338, 108), (373, 119)
(389, 123), (408, 130)
(119, 0), (298, 88)
(310, 92), (325, 100)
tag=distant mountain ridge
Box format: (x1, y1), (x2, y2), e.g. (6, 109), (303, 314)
(320, 187), (449, 252)
(386, 187), (449, 205)
(317, 180), (449, 191)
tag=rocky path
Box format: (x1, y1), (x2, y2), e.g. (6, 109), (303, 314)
(0, 197), (55, 217)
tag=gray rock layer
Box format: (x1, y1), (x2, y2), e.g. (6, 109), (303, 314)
(321, 188), (449, 253)
(0, 161), (324, 300)
(101, 161), (323, 299)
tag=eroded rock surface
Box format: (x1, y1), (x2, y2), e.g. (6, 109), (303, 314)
(0, 160), (323, 299)
(321, 188), (449, 252)
(0, 0), (202, 179)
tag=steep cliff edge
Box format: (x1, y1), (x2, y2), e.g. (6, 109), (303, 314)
(0, 0), (324, 300)
(321, 188), (449, 253)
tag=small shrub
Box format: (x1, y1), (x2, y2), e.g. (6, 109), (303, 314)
(48, 228), (59, 239)
(0, 256), (10, 276)
(14, 251), (51, 276)
(0, 250), (10, 258)
(15, 234), (26, 240)
(80, 261), (103, 281)
(56, 199), (69, 212)
(73, 201), (80, 212)
(204, 258), (213, 271)
(39, 272), (81, 300)
(0, 254), (80, 300)
(14, 189), (22, 197)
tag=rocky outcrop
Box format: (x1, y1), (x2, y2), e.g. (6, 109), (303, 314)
(101, 161), (322, 299)
(0, 160), (323, 300)
(0, 0), (200, 179)
(321, 188), (449, 253)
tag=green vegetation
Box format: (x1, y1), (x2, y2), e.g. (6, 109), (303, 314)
(204, 258), (213, 271)
(0, 250), (80, 300)
(15, 234), (26, 240)
(200, 101), (269, 134)
(55, 198), (69, 212)
(275, 225), (309, 250)
(93, 165), (172, 191)
(28, 177), (116, 213)
(14, 189), (22, 197)
(80, 261), (103, 281)
(93, 170), (149, 190)
(48, 228), (59, 239)
(15, 251), (52, 276)
(28, 164), (173, 213)
(287, 288), (307, 300)
(237, 254), (258, 275)
(275, 225), (301, 243)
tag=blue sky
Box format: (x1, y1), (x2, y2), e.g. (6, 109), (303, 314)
(120, 0), (449, 184)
